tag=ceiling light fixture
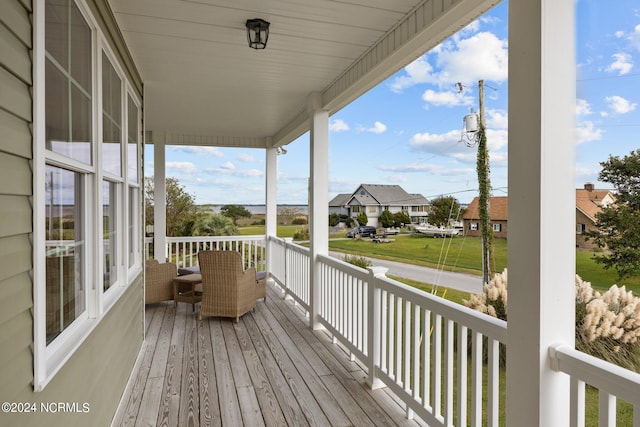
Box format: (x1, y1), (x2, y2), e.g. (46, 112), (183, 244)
(245, 18), (270, 49)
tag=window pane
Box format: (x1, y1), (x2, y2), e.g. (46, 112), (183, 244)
(103, 181), (118, 291)
(45, 165), (85, 345)
(102, 53), (122, 176)
(45, 60), (69, 150)
(70, 2), (92, 92)
(127, 95), (139, 183)
(45, 0), (69, 70)
(128, 187), (137, 268)
(45, 0), (92, 165)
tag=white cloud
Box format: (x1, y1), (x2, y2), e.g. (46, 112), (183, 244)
(605, 95), (637, 114)
(389, 31), (508, 92)
(422, 89), (473, 107)
(330, 119), (350, 132)
(221, 161), (235, 170)
(237, 153), (258, 162)
(171, 146), (224, 157)
(434, 32), (508, 85)
(576, 98), (592, 116)
(167, 161), (198, 174)
(629, 24), (640, 51)
(606, 52), (633, 75)
(389, 57), (434, 92)
(615, 30), (625, 38)
(361, 121), (387, 134)
(486, 109), (508, 129)
(576, 121), (603, 144)
(409, 130), (462, 152)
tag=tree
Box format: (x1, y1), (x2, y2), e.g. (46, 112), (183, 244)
(393, 210), (411, 227)
(585, 149), (640, 278)
(220, 204), (252, 225)
(427, 196), (462, 226)
(145, 177), (198, 236)
(329, 213), (340, 226)
(379, 209), (394, 228)
(356, 211), (368, 226)
(192, 213), (238, 236)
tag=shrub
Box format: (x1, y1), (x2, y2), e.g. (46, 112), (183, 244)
(292, 217), (308, 225)
(464, 269), (640, 371)
(343, 254), (372, 269)
(293, 226), (309, 241)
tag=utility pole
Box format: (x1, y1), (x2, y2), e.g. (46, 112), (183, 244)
(477, 80), (494, 285)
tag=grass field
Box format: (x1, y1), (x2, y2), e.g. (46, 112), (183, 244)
(328, 233), (640, 294)
(237, 223), (640, 294)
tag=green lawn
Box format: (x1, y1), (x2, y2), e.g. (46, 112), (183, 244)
(329, 234), (640, 295)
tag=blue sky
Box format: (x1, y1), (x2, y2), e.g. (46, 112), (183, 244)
(145, 0), (640, 205)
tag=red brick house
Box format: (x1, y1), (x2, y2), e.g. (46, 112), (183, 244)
(462, 196), (509, 239)
(462, 184), (616, 246)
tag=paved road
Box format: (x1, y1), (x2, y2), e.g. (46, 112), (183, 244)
(330, 251), (483, 294)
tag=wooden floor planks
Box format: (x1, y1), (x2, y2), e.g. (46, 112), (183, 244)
(113, 284), (424, 426)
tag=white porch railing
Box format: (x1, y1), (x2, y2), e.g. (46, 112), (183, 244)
(145, 235), (266, 271)
(550, 344), (640, 427)
(267, 235), (508, 426)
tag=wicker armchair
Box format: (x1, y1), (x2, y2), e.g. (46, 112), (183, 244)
(198, 250), (256, 322)
(145, 259), (177, 304)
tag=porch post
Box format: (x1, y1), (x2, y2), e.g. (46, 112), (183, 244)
(265, 146), (278, 285)
(308, 92), (329, 330)
(153, 133), (167, 261)
(507, 1), (575, 425)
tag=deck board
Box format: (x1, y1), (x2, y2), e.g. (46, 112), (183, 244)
(114, 284), (424, 426)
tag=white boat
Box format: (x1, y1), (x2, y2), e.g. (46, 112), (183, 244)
(413, 223), (460, 237)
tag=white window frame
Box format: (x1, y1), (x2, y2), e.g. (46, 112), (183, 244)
(126, 90), (143, 280)
(33, 0), (142, 391)
(469, 222), (478, 231)
(493, 223), (502, 232)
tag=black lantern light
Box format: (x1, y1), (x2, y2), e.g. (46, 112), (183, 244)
(245, 18), (270, 49)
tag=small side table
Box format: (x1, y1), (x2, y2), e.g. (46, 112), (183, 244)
(173, 274), (203, 312)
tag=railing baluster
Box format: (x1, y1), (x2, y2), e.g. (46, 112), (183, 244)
(433, 314), (442, 419)
(423, 309), (431, 408)
(599, 392), (616, 427)
(471, 331), (482, 427)
(444, 319), (454, 425)
(457, 325), (468, 427)
(570, 377), (585, 427)
(487, 338), (499, 427)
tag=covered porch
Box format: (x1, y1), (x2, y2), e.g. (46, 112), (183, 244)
(111, 0), (640, 426)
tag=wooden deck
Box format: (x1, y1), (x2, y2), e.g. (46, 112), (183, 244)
(113, 284), (425, 427)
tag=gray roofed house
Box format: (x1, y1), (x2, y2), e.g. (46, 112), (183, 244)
(328, 193), (351, 216)
(339, 184), (430, 227)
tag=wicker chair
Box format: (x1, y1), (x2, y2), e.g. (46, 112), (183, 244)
(145, 259), (177, 304)
(198, 250), (256, 322)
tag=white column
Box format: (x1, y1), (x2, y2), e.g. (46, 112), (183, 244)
(308, 93), (329, 330)
(507, 1), (575, 426)
(153, 134), (167, 261)
(265, 146), (278, 284)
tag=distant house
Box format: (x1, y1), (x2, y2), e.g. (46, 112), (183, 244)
(462, 196), (509, 239)
(328, 193), (351, 216)
(576, 183), (616, 249)
(462, 184), (616, 245)
(331, 184), (430, 227)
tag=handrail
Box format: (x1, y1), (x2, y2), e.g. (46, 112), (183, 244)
(551, 343), (640, 406)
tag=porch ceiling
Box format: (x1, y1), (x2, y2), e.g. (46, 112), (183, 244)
(108, 0), (498, 148)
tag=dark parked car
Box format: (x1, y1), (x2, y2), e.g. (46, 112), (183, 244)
(346, 226), (377, 238)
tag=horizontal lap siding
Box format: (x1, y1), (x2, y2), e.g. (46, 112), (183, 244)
(0, 0), (36, 423)
(0, 1), (145, 426)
